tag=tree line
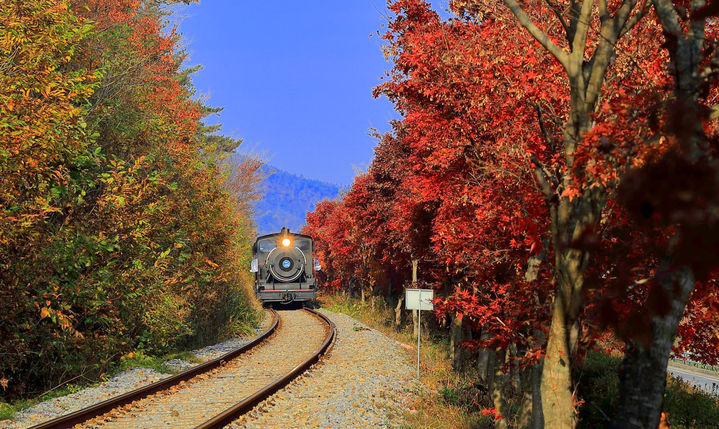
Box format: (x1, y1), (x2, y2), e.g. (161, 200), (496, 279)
(0, 0), (263, 399)
(304, 1), (719, 427)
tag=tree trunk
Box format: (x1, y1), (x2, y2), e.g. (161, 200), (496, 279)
(450, 313), (463, 370)
(540, 160), (604, 429)
(532, 361), (545, 428)
(613, 4), (706, 424)
(486, 347), (497, 393)
(614, 268), (695, 429)
(450, 315), (472, 370)
(360, 285), (366, 303)
(412, 258), (418, 285)
(491, 349), (510, 429)
(394, 295), (404, 331)
(517, 366), (534, 429)
(477, 329), (492, 384)
(541, 297), (575, 428)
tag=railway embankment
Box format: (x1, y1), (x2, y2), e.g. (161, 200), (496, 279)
(1, 308), (416, 428)
(1, 314), (274, 429)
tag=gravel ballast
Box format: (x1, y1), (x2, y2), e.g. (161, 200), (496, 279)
(1, 309), (415, 428)
(87, 309), (326, 428)
(229, 308), (415, 428)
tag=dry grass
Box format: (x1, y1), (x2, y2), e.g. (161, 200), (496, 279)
(319, 292), (493, 429)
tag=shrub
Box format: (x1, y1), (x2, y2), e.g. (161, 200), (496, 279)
(0, 0), (261, 401)
(578, 351), (719, 428)
(664, 378), (719, 427)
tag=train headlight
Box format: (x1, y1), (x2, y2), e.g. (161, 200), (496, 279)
(281, 238), (291, 247)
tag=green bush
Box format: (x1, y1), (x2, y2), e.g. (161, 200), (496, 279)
(577, 351), (622, 427)
(664, 377), (719, 427)
(578, 351), (719, 428)
(0, 1), (261, 401)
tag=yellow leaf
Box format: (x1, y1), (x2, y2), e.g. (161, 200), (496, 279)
(40, 307), (50, 319)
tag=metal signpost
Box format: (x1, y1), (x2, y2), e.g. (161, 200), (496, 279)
(405, 288), (434, 380)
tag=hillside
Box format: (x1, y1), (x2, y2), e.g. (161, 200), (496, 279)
(254, 166), (341, 235)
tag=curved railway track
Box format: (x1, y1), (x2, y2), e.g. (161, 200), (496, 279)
(28, 308), (335, 429)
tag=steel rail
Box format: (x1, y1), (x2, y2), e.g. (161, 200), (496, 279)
(194, 307), (336, 429)
(29, 309), (279, 429)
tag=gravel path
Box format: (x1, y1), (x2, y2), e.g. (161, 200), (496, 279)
(228, 309), (415, 428)
(1, 312), (273, 429)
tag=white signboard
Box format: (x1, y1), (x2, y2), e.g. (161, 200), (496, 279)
(405, 288), (434, 311)
(405, 288), (434, 380)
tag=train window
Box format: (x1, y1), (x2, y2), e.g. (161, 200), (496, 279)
(295, 239), (311, 251)
(258, 240), (276, 252)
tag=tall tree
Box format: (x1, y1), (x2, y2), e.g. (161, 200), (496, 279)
(1, 0), (262, 398)
(451, 0), (651, 425)
(612, 2), (719, 426)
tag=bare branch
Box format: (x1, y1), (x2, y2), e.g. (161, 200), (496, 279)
(709, 104), (719, 121)
(525, 101), (561, 201)
(502, 0), (569, 69)
(571, 0), (595, 58)
(599, 0), (609, 20)
(529, 100), (561, 155)
(653, 0), (683, 37)
(543, 0), (570, 35)
(530, 154), (557, 200)
(585, 0), (641, 110)
(619, 0), (651, 39)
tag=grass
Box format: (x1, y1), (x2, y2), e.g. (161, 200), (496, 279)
(0, 381), (94, 421)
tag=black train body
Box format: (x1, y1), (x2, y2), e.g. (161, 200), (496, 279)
(251, 227), (318, 304)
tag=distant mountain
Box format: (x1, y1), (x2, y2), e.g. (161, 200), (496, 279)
(253, 165), (341, 236)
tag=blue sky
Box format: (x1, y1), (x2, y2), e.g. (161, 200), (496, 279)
(172, 1), (450, 186)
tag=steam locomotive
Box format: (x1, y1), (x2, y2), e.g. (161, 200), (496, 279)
(250, 227), (319, 304)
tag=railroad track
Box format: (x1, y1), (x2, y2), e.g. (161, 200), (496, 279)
(29, 308), (335, 429)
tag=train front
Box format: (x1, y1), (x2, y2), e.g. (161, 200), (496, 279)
(251, 228), (318, 304)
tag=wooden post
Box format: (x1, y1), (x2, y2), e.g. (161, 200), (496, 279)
(412, 259), (418, 284)
(394, 295), (404, 331)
